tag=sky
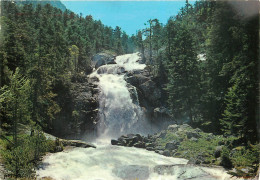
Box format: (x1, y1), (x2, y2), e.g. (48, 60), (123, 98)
(61, 1), (193, 35)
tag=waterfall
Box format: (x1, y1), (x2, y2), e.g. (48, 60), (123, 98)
(90, 53), (146, 138)
(37, 53), (238, 180)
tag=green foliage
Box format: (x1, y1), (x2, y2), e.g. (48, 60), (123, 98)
(1, 132), (54, 178)
(134, 0), (258, 144)
(155, 131), (180, 148)
(221, 146), (232, 168)
(231, 145), (260, 168)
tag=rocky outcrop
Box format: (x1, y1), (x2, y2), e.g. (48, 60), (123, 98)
(111, 124), (198, 155)
(60, 139), (96, 148)
(92, 52), (116, 69)
(52, 75), (99, 138)
(126, 68), (170, 124)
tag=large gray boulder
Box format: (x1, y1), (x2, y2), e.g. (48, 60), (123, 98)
(92, 52), (116, 69)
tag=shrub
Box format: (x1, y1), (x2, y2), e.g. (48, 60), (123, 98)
(221, 146), (233, 169)
(1, 132), (54, 178)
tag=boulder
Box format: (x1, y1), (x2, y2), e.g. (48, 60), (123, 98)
(186, 131), (201, 139)
(155, 150), (164, 155)
(146, 147), (154, 151)
(165, 140), (179, 150)
(111, 139), (119, 145)
(92, 52), (116, 69)
(133, 142), (145, 148)
(162, 150), (171, 157)
(167, 124), (179, 132)
(61, 139), (96, 148)
(145, 143), (154, 148)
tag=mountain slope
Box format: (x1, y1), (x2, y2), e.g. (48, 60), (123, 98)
(15, 0), (66, 11)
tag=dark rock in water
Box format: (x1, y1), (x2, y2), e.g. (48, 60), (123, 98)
(112, 165), (149, 180)
(133, 142), (145, 148)
(143, 137), (150, 143)
(146, 147), (154, 151)
(162, 150), (171, 157)
(154, 146), (164, 151)
(55, 146), (63, 152)
(165, 140), (179, 150)
(92, 52), (116, 69)
(145, 143), (154, 148)
(111, 139), (119, 145)
(155, 150), (164, 155)
(61, 139), (96, 148)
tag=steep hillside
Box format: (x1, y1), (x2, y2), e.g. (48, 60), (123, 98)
(15, 0), (66, 11)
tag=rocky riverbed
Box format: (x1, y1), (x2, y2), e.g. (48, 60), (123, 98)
(111, 124), (260, 178)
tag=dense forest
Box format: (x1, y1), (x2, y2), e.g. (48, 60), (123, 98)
(138, 1), (259, 142)
(0, 0), (259, 179)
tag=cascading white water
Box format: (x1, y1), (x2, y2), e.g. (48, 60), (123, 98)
(37, 145), (237, 180)
(37, 53), (239, 180)
(90, 53), (146, 138)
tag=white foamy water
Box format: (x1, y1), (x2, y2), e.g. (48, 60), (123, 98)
(90, 53), (147, 138)
(37, 145), (236, 180)
(37, 53), (238, 180)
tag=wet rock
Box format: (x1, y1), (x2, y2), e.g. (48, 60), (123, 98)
(55, 146), (63, 152)
(162, 150), (171, 157)
(111, 139), (119, 145)
(133, 142), (145, 148)
(154, 146), (164, 151)
(61, 139), (96, 148)
(155, 150), (164, 155)
(92, 52), (116, 69)
(145, 143), (154, 148)
(146, 147), (154, 151)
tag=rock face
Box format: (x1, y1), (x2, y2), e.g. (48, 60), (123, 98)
(52, 75), (99, 139)
(92, 52), (116, 69)
(126, 68), (171, 125)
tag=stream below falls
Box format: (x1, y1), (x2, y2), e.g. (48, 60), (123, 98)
(37, 53), (237, 180)
(37, 142), (235, 180)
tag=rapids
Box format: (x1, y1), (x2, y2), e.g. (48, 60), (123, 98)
(37, 53), (237, 180)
